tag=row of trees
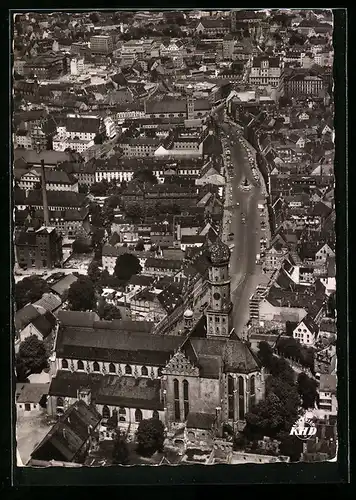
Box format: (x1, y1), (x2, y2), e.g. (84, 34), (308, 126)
(275, 337), (315, 371)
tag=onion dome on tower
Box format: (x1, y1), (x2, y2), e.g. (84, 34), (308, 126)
(183, 308), (194, 331)
(208, 238), (231, 266)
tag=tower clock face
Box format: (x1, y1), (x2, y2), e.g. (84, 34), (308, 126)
(213, 292), (221, 300)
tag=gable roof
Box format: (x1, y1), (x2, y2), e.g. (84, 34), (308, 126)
(55, 320), (181, 366)
(15, 305), (41, 331)
(30, 400), (101, 463)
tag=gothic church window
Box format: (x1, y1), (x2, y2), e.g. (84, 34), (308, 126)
(119, 407), (126, 422)
(135, 409), (143, 422)
(109, 363), (116, 373)
(77, 360), (84, 370)
(61, 359), (68, 369)
(152, 409), (159, 419)
(102, 405), (110, 419)
(141, 366), (148, 376)
(93, 361), (100, 372)
(250, 375), (256, 408)
(238, 376), (245, 420)
(183, 379), (189, 420)
(125, 364), (132, 375)
(228, 375), (234, 419)
(174, 378), (180, 421)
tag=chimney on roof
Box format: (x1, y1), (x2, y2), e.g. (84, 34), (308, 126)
(40, 159), (50, 226)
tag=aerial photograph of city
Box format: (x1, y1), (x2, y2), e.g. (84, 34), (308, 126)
(12, 9), (337, 468)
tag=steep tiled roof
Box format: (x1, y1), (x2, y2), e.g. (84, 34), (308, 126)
(15, 305), (41, 331)
(30, 400), (101, 463)
(55, 321), (180, 366)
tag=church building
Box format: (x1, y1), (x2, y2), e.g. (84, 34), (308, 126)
(46, 239), (266, 434)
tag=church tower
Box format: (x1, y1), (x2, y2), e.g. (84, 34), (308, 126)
(206, 239), (233, 338)
(186, 86), (195, 120)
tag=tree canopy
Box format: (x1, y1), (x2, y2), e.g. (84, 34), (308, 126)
(97, 298), (122, 321)
(15, 276), (50, 310)
(136, 418), (165, 457)
(90, 181), (109, 197)
(16, 335), (48, 381)
(132, 169), (158, 185)
(297, 372), (318, 409)
(112, 430), (130, 465)
(68, 276), (96, 311)
(114, 253), (142, 282)
(72, 238), (92, 254)
(87, 261), (102, 285)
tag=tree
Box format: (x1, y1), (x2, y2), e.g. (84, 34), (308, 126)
(269, 357), (295, 386)
(78, 184), (89, 194)
(135, 239), (145, 251)
(125, 203), (144, 220)
(16, 335), (48, 380)
(15, 276), (50, 309)
(68, 276), (96, 311)
(114, 253), (142, 282)
(132, 169), (157, 185)
(90, 181), (109, 196)
(297, 372), (318, 409)
(136, 418), (165, 457)
(244, 379), (301, 439)
(89, 12), (100, 24)
(112, 430), (130, 465)
(278, 432), (303, 462)
(87, 261), (101, 285)
(94, 133), (104, 144)
(97, 298), (122, 320)
(289, 32), (307, 46)
(73, 238), (92, 254)
(257, 341), (274, 367)
(106, 194), (121, 209)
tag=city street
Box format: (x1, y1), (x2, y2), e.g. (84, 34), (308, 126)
(221, 121), (265, 336)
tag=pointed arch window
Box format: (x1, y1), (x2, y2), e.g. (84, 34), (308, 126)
(228, 375), (234, 419)
(61, 359), (68, 369)
(157, 367), (163, 377)
(174, 378), (180, 421)
(93, 361), (100, 372)
(135, 409), (143, 422)
(102, 405), (110, 419)
(238, 376), (245, 420)
(141, 365), (148, 376)
(77, 360), (84, 371)
(57, 397), (64, 408)
(152, 409), (159, 419)
(125, 364), (132, 375)
(109, 363), (116, 373)
(119, 407), (126, 422)
(183, 379), (189, 420)
(250, 375), (256, 409)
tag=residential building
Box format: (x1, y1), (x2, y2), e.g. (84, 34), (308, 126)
(15, 226), (63, 270)
(318, 374), (337, 416)
(249, 56), (282, 88)
(70, 58), (85, 75)
(293, 315), (319, 346)
(280, 69), (325, 98)
(29, 400), (101, 464)
(16, 383), (49, 418)
(23, 52), (67, 80)
(90, 35), (114, 55)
